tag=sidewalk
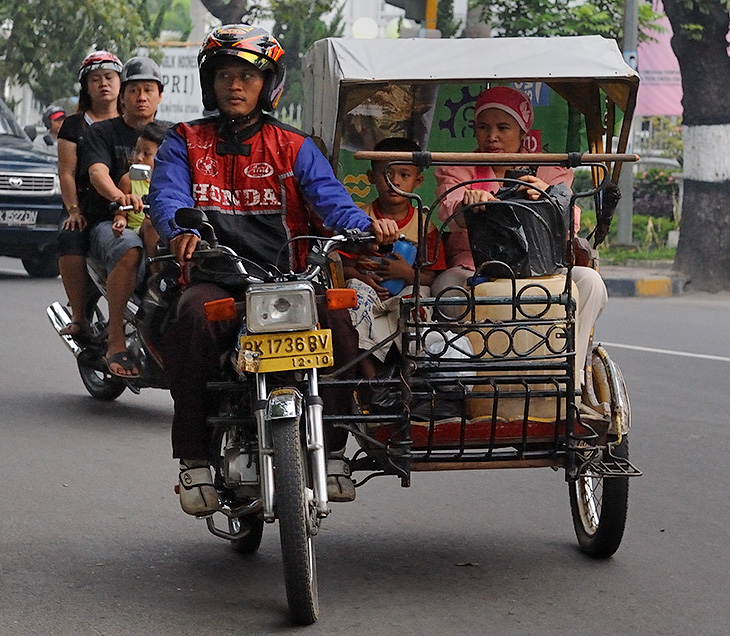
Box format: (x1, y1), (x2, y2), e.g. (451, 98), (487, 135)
(599, 261), (686, 297)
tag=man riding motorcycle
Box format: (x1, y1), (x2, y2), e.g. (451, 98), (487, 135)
(148, 24), (399, 515)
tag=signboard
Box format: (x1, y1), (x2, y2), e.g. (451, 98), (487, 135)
(157, 46), (205, 123)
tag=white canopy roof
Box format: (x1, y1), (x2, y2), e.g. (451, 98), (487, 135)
(301, 35), (639, 156)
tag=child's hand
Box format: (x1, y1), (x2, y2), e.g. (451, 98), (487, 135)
(377, 252), (413, 283)
(112, 214), (127, 237)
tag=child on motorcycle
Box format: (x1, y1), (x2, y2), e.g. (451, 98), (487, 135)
(113, 121), (170, 262)
(343, 137), (446, 381)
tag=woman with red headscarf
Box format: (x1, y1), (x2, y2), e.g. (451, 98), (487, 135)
(432, 86), (607, 382)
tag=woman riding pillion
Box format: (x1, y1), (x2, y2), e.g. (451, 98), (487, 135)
(149, 24), (399, 516)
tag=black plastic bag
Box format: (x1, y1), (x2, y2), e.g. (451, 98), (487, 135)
(464, 192), (569, 278)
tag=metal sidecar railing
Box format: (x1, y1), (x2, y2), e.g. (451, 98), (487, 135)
(321, 150), (641, 558)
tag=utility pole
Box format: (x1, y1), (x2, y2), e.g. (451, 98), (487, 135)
(617, 0), (639, 245)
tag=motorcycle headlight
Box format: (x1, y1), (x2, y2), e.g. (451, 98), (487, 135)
(246, 282), (317, 333)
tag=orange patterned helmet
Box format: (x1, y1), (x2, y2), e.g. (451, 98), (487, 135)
(198, 24), (285, 112)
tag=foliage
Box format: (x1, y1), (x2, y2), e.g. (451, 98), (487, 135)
(479, 0), (663, 41)
(146, 0), (193, 40)
(270, 0), (343, 109)
(0, 0), (152, 107)
(580, 209), (677, 250)
(640, 115), (683, 164)
(438, 0), (462, 38)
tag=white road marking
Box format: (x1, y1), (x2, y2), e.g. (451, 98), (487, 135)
(601, 342), (730, 363)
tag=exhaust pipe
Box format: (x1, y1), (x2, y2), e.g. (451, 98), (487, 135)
(46, 302), (83, 357)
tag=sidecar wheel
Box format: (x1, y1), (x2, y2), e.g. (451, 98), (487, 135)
(569, 438), (630, 558)
(77, 349), (126, 401)
(273, 416), (319, 625)
(229, 515), (264, 555)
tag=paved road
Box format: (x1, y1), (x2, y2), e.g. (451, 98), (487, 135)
(1, 257), (729, 635)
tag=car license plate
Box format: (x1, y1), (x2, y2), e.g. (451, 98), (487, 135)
(239, 329), (334, 373)
(0, 210), (38, 226)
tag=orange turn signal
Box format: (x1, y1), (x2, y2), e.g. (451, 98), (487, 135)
(326, 288), (358, 310)
(204, 297), (238, 322)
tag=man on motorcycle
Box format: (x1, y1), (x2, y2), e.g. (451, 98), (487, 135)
(148, 24), (399, 515)
(81, 57), (165, 377)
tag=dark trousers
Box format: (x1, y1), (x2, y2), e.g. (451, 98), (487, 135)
(162, 283), (358, 459)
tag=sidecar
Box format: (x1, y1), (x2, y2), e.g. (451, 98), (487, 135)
(302, 35), (642, 558)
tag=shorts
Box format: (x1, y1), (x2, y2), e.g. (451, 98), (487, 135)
(89, 221), (146, 285)
(57, 213), (88, 256)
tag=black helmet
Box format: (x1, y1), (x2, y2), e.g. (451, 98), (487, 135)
(198, 24), (285, 112)
(78, 51), (123, 84)
(42, 105), (66, 129)
(120, 57), (164, 90)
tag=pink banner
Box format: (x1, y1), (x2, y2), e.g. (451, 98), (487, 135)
(635, 0), (683, 117)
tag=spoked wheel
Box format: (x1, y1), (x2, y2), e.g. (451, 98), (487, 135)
(569, 439), (630, 558)
(229, 515), (265, 554)
(272, 415), (319, 625)
(77, 292), (125, 401)
(570, 350), (631, 558)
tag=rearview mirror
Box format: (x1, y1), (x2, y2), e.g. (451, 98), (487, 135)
(128, 163), (151, 181)
(23, 125), (37, 141)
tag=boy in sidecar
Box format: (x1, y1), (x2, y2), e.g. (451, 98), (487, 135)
(342, 137), (446, 382)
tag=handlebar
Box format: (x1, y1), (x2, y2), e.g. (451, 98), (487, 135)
(353, 150), (639, 167)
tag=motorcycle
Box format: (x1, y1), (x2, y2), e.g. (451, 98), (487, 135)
(47, 193), (175, 401)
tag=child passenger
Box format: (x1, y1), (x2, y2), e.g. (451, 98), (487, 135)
(344, 137), (446, 380)
(113, 121), (170, 260)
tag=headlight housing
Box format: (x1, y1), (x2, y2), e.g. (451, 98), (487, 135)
(245, 282), (317, 333)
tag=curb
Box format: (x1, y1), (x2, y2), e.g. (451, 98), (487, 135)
(602, 274), (686, 298)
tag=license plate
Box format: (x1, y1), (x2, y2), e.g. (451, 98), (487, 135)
(0, 210), (38, 226)
(239, 329), (334, 373)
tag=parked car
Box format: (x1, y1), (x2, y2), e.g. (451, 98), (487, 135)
(0, 98), (62, 277)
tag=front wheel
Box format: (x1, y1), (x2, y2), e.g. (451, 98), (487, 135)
(272, 416), (319, 625)
(569, 439), (630, 558)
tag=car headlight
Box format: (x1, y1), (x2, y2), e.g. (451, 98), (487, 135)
(246, 282), (317, 333)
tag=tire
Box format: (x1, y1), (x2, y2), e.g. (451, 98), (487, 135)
(229, 515), (264, 554)
(22, 251), (59, 278)
(272, 416), (319, 625)
(76, 292), (125, 401)
(569, 437), (630, 559)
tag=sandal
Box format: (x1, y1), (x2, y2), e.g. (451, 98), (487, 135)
(59, 321), (89, 338)
(105, 350), (140, 378)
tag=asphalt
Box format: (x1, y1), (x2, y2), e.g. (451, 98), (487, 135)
(600, 261), (686, 297)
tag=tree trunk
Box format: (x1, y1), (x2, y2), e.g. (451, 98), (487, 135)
(663, 0), (730, 290)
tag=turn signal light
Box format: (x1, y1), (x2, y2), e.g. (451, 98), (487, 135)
(326, 288), (358, 310)
(204, 297), (238, 321)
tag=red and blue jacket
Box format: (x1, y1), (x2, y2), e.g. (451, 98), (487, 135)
(149, 115), (373, 272)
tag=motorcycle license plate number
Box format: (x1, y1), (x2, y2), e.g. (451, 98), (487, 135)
(239, 329), (334, 372)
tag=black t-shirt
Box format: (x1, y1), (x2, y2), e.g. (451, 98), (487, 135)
(58, 113), (93, 213)
(79, 116), (141, 224)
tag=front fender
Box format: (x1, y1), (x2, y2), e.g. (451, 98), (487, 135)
(266, 388), (304, 420)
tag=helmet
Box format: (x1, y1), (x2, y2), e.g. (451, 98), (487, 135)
(78, 51), (123, 83)
(198, 24), (285, 112)
(120, 57), (164, 89)
(42, 105), (66, 129)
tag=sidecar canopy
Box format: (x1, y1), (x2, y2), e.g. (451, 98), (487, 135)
(301, 35), (639, 187)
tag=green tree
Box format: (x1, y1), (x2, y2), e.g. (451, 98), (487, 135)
(482, 0), (662, 41)
(270, 0), (343, 109)
(438, 0), (462, 38)
(0, 0), (152, 107)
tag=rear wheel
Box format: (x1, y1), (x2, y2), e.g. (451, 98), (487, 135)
(22, 251), (59, 278)
(272, 416), (319, 625)
(569, 439), (629, 558)
(77, 292), (125, 401)
(570, 351), (631, 558)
